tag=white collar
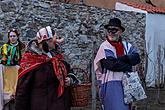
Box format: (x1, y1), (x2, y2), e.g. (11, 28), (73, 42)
(10, 41), (19, 47)
(47, 52), (52, 58)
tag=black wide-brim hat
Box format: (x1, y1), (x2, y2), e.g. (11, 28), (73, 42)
(104, 18), (125, 32)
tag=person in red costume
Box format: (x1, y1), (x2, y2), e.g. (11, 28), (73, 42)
(15, 26), (78, 110)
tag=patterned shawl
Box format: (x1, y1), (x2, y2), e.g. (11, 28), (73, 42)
(18, 52), (67, 97)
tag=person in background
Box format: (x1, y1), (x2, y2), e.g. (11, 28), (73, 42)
(0, 29), (25, 110)
(94, 18), (141, 110)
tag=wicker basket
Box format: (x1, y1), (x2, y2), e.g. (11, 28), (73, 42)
(71, 68), (91, 107)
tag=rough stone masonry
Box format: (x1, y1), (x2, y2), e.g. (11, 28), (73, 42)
(0, 0), (154, 110)
(0, 0), (146, 71)
(2, 1), (165, 110)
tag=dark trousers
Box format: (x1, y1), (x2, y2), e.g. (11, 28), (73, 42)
(3, 100), (15, 110)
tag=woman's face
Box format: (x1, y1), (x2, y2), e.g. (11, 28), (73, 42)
(106, 26), (122, 41)
(9, 32), (18, 44)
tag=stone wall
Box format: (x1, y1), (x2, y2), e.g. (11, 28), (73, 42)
(0, 0), (146, 71)
(1, 1), (165, 110)
(0, 0), (155, 110)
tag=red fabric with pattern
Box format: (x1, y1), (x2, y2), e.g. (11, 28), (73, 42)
(18, 52), (67, 97)
(107, 38), (124, 57)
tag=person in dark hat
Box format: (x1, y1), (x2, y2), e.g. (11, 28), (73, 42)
(104, 18), (125, 42)
(94, 18), (141, 110)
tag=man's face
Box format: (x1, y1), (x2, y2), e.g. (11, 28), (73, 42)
(42, 33), (57, 51)
(9, 32), (18, 44)
(106, 26), (122, 41)
(46, 38), (54, 50)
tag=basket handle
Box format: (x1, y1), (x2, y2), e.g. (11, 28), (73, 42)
(72, 67), (90, 83)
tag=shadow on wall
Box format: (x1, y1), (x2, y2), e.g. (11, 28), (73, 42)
(0, 33), (5, 46)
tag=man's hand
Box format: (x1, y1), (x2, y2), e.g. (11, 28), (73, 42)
(65, 77), (71, 87)
(56, 38), (64, 44)
(53, 33), (64, 44)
